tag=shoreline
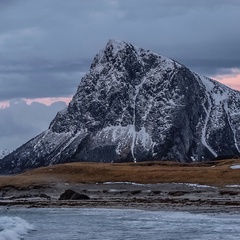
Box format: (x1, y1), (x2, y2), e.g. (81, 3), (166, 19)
(1, 160), (240, 214)
(1, 182), (240, 214)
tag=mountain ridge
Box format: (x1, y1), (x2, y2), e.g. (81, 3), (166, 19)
(1, 39), (240, 174)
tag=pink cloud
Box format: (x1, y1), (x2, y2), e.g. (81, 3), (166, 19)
(23, 97), (72, 106)
(1, 68), (240, 110)
(0, 101), (10, 109)
(0, 97), (72, 109)
(212, 68), (240, 91)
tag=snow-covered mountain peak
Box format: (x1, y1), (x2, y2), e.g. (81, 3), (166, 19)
(91, 39), (139, 68)
(106, 39), (129, 55)
(1, 40), (240, 174)
(91, 39), (180, 74)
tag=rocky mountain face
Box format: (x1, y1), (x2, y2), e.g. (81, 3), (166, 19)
(0, 149), (11, 159)
(1, 39), (240, 174)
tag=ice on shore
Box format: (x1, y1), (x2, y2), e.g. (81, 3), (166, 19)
(226, 185), (240, 188)
(100, 182), (215, 189)
(101, 182), (148, 186)
(230, 165), (240, 170)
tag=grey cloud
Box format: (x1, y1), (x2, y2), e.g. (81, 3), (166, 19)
(1, 0), (240, 152)
(117, 0), (240, 21)
(0, 0), (15, 9)
(0, 99), (66, 151)
(0, 0), (240, 103)
(0, 70), (84, 101)
(0, 59), (91, 73)
(0, 59), (89, 101)
(0, 0), (119, 59)
(178, 59), (240, 76)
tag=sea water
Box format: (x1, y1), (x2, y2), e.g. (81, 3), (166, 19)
(0, 207), (240, 240)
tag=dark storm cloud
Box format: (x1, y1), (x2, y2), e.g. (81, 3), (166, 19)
(0, 59), (89, 101)
(178, 59), (240, 76)
(0, 71), (82, 101)
(118, 0), (240, 23)
(0, 0), (240, 101)
(115, 0), (240, 75)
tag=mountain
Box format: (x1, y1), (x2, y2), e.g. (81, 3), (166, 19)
(0, 149), (11, 159)
(1, 39), (240, 174)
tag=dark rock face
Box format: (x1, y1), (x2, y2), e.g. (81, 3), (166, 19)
(59, 189), (90, 200)
(1, 39), (240, 174)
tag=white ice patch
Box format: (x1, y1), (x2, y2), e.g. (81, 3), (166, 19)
(230, 165), (240, 170)
(224, 102), (240, 153)
(199, 75), (215, 92)
(97, 125), (154, 161)
(106, 39), (128, 56)
(195, 75), (218, 158)
(175, 183), (216, 189)
(226, 185), (240, 188)
(94, 64), (104, 73)
(197, 74), (230, 105)
(160, 56), (181, 70)
(201, 102), (218, 158)
(102, 182), (149, 186)
(52, 129), (87, 161)
(136, 127), (153, 151)
(0, 216), (34, 240)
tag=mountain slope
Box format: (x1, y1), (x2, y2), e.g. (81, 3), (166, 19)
(0, 149), (11, 160)
(1, 39), (240, 174)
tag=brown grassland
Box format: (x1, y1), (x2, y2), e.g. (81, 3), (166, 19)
(0, 159), (240, 188)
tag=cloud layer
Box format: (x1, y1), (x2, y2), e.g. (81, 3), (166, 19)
(0, 100), (66, 152)
(0, 0), (240, 103)
(0, 0), (239, 151)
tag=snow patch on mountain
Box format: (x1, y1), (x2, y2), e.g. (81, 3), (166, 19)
(0, 149), (11, 159)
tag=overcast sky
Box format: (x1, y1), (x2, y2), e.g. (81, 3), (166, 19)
(0, 0), (240, 152)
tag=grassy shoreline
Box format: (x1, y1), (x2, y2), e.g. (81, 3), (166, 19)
(1, 159), (240, 188)
(0, 159), (240, 213)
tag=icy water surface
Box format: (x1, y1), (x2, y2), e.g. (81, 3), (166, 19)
(0, 207), (240, 240)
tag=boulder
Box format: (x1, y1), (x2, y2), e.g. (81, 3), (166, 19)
(59, 189), (90, 200)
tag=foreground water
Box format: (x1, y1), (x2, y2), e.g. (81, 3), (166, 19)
(0, 207), (240, 240)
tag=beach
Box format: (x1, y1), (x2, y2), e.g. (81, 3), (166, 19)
(0, 181), (240, 213)
(0, 160), (240, 213)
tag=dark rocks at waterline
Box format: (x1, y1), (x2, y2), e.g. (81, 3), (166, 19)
(59, 189), (90, 200)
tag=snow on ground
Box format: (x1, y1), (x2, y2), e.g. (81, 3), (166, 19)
(102, 182), (148, 186)
(175, 183), (217, 189)
(230, 165), (240, 169)
(226, 185), (240, 188)
(100, 182), (216, 189)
